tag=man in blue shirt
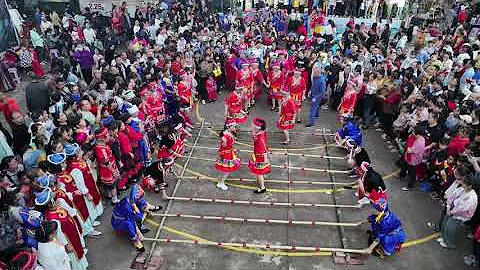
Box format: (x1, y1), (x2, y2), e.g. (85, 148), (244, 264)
(306, 67), (327, 127)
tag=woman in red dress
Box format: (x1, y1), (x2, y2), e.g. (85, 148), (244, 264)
(268, 64), (285, 110)
(248, 118), (271, 194)
(338, 65), (363, 117)
(251, 62), (268, 102)
(236, 62), (254, 112)
(225, 85), (248, 125)
(287, 67), (307, 123)
(277, 91), (298, 144)
(94, 128), (121, 204)
(215, 119), (241, 190)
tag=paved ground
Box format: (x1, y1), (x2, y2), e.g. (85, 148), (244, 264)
(6, 85), (473, 269)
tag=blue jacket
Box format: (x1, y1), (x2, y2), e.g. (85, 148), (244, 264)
(310, 74), (326, 99)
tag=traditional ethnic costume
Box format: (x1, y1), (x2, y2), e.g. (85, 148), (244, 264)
(215, 120), (241, 173)
(48, 153), (94, 237)
(268, 65), (285, 101)
(94, 128), (121, 190)
(225, 54), (237, 92)
(225, 89), (247, 124)
(251, 63), (266, 100)
(177, 80), (193, 109)
(288, 68), (307, 106)
(248, 118), (271, 175)
(8, 206), (43, 249)
(111, 185), (160, 252)
(368, 195), (407, 258)
(277, 96), (297, 130)
(205, 76), (218, 101)
(36, 188), (88, 270)
(65, 143), (103, 222)
(335, 118), (363, 148)
(236, 63), (254, 108)
(338, 74), (363, 117)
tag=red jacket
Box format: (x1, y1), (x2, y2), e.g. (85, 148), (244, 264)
(448, 135), (470, 156)
(118, 130), (132, 155)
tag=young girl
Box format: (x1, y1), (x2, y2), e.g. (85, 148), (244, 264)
(215, 119), (241, 191)
(277, 90), (298, 144)
(248, 118), (271, 194)
(205, 74), (218, 102)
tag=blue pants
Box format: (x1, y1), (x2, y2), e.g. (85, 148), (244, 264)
(308, 97), (321, 126)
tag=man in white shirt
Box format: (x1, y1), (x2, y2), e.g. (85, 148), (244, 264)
(83, 23), (96, 46)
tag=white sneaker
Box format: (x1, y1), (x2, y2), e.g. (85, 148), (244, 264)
(436, 237), (444, 243)
(401, 187), (409, 191)
(358, 197), (371, 205)
(88, 230), (102, 237)
(321, 105), (329, 110)
(202, 100), (206, 105)
(439, 240), (448, 248)
(93, 221), (101, 227)
(216, 182), (228, 191)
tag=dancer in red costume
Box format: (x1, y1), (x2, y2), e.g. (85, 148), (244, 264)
(177, 71), (194, 109)
(205, 74), (218, 102)
(236, 62), (254, 112)
(225, 52), (237, 92)
(225, 85), (248, 125)
(338, 65), (363, 117)
(215, 119), (241, 190)
(287, 67), (307, 123)
(94, 127), (121, 204)
(248, 118), (271, 194)
(277, 90), (298, 144)
(250, 62), (268, 103)
(268, 64), (285, 110)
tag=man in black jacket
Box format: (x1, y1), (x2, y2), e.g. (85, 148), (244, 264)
(24, 80), (50, 114)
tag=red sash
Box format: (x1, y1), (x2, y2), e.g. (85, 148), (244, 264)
(46, 207), (85, 260)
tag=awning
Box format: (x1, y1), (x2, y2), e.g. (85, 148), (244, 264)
(38, 0), (70, 2)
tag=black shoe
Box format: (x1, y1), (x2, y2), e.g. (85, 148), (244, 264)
(305, 124), (313, 127)
(136, 246), (146, 253)
(141, 228), (151, 234)
(296, 119), (301, 123)
(254, 188), (267, 194)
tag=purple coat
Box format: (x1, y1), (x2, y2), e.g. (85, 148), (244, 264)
(74, 50), (94, 69)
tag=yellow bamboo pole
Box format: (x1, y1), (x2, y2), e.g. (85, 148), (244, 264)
(166, 196), (362, 209)
(151, 213), (363, 227)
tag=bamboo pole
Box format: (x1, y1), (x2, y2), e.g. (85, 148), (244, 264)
(142, 238), (378, 255)
(151, 213), (363, 227)
(181, 176), (356, 186)
(195, 134), (335, 146)
(166, 196), (362, 209)
(186, 156), (350, 174)
(185, 144), (345, 160)
(191, 126), (336, 137)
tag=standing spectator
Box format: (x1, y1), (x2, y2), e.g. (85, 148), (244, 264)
(24, 79), (50, 114)
(306, 66), (326, 127)
(30, 27), (45, 63)
(401, 125), (427, 191)
(9, 112), (30, 155)
(74, 45), (95, 84)
(83, 23), (96, 50)
(438, 171), (478, 248)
